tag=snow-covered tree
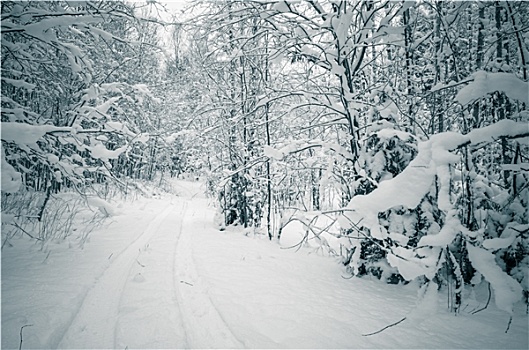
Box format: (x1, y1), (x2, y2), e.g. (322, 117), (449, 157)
(1, 1), (166, 241)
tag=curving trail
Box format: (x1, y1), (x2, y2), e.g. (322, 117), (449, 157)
(174, 198), (244, 349)
(57, 188), (241, 349)
(57, 203), (179, 348)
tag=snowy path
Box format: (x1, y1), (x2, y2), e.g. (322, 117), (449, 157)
(2, 180), (528, 349)
(173, 199), (243, 349)
(50, 180), (242, 349)
(57, 203), (186, 348)
(57, 191), (242, 349)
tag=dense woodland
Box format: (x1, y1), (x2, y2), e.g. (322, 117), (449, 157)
(1, 0), (528, 318)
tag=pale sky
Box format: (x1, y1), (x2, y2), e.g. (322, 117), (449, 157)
(129, 0), (191, 22)
(157, 1), (191, 20)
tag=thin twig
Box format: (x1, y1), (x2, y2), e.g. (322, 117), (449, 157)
(11, 222), (42, 241)
(505, 316), (513, 334)
(362, 317), (407, 336)
(2, 235), (13, 249)
(19, 324), (33, 350)
(37, 186), (52, 222)
(43, 250), (51, 263)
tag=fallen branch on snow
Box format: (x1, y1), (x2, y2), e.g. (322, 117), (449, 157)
(19, 324), (33, 350)
(362, 317), (407, 336)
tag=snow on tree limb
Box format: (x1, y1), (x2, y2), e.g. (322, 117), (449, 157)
(1, 123), (71, 150)
(467, 244), (523, 314)
(482, 223), (528, 250)
(455, 71), (529, 105)
(1, 77), (36, 92)
(346, 119), (528, 224)
(1, 147), (22, 194)
(345, 120), (527, 220)
(466, 119), (529, 147)
(345, 138), (436, 227)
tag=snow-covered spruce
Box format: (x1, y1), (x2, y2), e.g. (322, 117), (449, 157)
(340, 119), (528, 314)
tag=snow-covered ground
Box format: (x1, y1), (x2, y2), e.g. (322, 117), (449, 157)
(2, 179), (528, 349)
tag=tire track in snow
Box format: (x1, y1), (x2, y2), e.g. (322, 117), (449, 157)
(174, 199), (244, 349)
(114, 200), (188, 349)
(57, 204), (175, 349)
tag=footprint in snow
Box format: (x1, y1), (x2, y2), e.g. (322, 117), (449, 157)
(133, 273), (146, 283)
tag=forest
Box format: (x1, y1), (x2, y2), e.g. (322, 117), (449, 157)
(1, 0), (528, 337)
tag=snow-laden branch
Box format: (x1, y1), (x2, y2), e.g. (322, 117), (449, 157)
(345, 119), (528, 225)
(455, 71), (529, 105)
(264, 140), (354, 163)
(1, 120), (150, 194)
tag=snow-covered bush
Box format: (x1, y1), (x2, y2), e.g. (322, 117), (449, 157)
(362, 123), (418, 183)
(344, 121), (421, 282)
(340, 117), (528, 314)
